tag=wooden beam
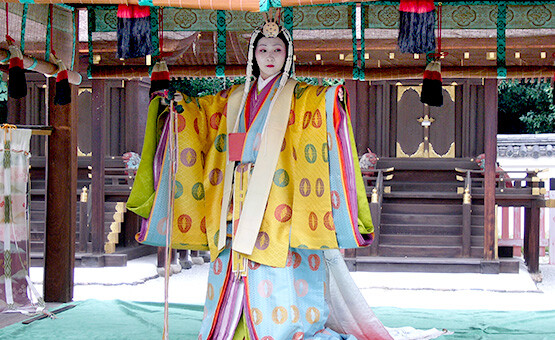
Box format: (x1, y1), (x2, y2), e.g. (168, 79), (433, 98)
(91, 80), (106, 254)
(0, 49), (82, 85)
(483, 78), (498, 261)
(89, 65), (555, 81)
(44, 78), (78, 302)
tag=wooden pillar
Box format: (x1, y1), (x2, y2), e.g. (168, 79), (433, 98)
(91, 80), (106, 254)
(44, 78), (78, 302)
(524, 204), (541, 273)
(483, 79), (498, 261)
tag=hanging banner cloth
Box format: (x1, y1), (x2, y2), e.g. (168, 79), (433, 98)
(0, 127), (38, 313)
(3, 0), (351, 12)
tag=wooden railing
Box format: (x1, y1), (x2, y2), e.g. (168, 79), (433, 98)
(455, 168), (547, 272)
(361, 167), (394, 256)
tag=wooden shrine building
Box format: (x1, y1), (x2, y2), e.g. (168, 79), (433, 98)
(1, 0), (554, 302)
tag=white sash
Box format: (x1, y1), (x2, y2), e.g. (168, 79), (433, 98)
(217, 79), (296, 254)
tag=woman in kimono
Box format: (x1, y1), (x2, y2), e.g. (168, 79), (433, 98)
(128, 14), (445, 340)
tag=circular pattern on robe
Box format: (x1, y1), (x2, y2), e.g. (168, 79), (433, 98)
(194, 118), (200, 134)
(248, 261), (261, 270)
(252, 308), (263, 325)
(331, 191), (341, 209)
(281, 138), (287, 152)
(207, 283), (214, 300)
(177, 114), (186, 132)
(324, 211), (335, 231)
(177, 214), (192, 233)
(299, 178), (311, 197)
(255, 231), (270, 250)
(156, 217), (168, 235)
(292, 147), (297, 161)
(308, 212), (318, 231)
(305, 307), (321, 324)
(273, 168), (290, 187)
(214, 134), (227, 152)
(174, 181), (184, 199)
(288, 110), (296, 126)
(210, 112), (222, 130)
(293, 332), (305, 340)
(294, 279), (309, 297)
(312, 110), (322, 128)
(321, 143), (329, 163)
(181, 148), (197, 167)
(209, 168), (223, 186)
(315, 178), (325, 197)
(272, 306), (288, 324)
(304, 144), (317, 164)
(308, 254), (321, 271)
(274, 204), (293, 223)
(192, 182), (205, 200)
(290, 305), (300, 323)
(286, 251), (302, 268)
(213, 258), (223, 275)
(302, 111), (312, 129)
(258, 279), (273, 298)
(200, 217), (206, 233)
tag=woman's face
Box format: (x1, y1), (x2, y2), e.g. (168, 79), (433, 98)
(254, 37), (286, 80)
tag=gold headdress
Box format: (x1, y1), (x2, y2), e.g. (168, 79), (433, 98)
(235, 8), (295, 131)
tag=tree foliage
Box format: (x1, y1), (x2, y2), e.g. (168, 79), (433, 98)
(498, 79), (555, 134)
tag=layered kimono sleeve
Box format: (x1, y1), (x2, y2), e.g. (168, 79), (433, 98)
(325, 85), (374, 248)
(127, 89), (233, 250)
(127, 96), (167, 218)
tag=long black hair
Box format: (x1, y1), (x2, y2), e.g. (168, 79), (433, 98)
(251, 31), (290, 78)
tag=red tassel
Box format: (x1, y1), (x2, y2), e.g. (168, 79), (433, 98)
(117, 5), (152, 59)
(150, 61), (170, 95)
(54, 60), (71, 105)
(8, 45), (27, 99)
(421, 60), (443, 107)
(398, 0), (436, 54)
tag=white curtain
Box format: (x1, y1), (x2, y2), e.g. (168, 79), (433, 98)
(0, 128), (33, 312)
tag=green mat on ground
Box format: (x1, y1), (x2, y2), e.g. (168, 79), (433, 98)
(2, 299), (555, 339)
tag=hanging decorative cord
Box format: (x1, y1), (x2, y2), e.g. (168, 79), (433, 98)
(150, 6), (159, 60)
(45, 5), (53, 63)
(427, 3), (448, 63)
(5, 3), (14, 46)
(20, 4), (28, 53)
(71, 9), (76, 71)
(283, 7), (293, 39)
(159, 7), (164, 57)
(87, 6), (94, 79)
(360, 3), (366, 81)
(351, 5), (359, 80)
(216, 10), (226, 78)
(496, 3), (507, 79)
